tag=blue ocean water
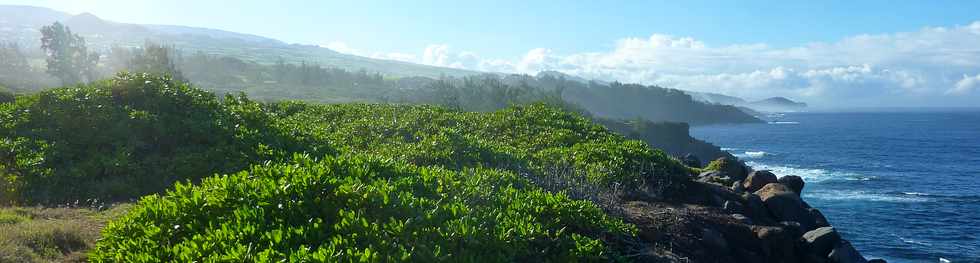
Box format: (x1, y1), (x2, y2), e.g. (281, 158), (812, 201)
(691, 111), (980, 263)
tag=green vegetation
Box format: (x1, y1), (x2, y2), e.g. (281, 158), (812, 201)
(0, 205), (130, 262)
(0, 74), (700, 261)
(0, 73), (325, 204)
(91, 155), (634, 262)
(40, 22), (100, 85)
(3, 22), (759, 125)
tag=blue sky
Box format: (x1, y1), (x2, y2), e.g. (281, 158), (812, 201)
(4, 0), (980, 107)
(8, 0), (979, 57)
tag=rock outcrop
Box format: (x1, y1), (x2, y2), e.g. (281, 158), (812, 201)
(627, 157), (887, 263)
(779, 175), (806, 195)
(743, 170), (777, 192)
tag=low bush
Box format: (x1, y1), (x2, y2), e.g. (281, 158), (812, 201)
(0, 73), (328, 204)
(90, 154), (635, 262)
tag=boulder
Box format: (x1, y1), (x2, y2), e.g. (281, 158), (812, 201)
(742, 192), (776, 225)
(808, 208), (831, 228)
(829, 240), (867, 263)
(803, 227), (841, 257)
(706, 156), (750, 181)
(683, 153), (702, 168)
(731, 181), (745, 193)
(779, 221), (804, 239)
(752, 226), (798, 262)
(779, 175), (806, 195)
(743, 170), (778, 192)
(724, 200), (745, 214)
(756, 183), (816, 230)
(867, 259), (887, 263)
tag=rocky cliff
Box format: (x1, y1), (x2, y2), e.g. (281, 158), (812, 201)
(626, 156), (884, 263)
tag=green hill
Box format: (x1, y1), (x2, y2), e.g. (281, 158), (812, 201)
(0, 74), (695, 261)
(0, 5), (478, 78)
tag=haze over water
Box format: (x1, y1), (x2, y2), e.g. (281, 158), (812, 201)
(693, 110), (980, 263)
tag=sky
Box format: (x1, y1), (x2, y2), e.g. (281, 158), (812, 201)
(4, 0), (980, 107)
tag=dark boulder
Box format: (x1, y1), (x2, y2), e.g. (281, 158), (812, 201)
(867, 259), (887, 263)
(683, 153), (702, 168)
(742, 192), (776, 225)
(803, 227), (841, 257)
(743, 170), (778, 192)
(724, 200), (746, 214)
(732, 181), (745, 193)
(752, 226), (798, 262)
(706, 156), (750, 181)
(756, 183), (816, 230)
(779, 175), (806, 195)
(808, 208), (831, 228)
(829, 240), (867, 263)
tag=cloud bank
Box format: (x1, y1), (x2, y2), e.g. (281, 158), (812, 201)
(327, 22), (980, 108)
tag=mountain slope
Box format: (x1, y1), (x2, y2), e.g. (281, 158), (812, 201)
(0, 5), (478, 78)
(746, 96), (808, 112)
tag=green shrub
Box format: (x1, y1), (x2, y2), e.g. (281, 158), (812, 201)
(90, 154), (635, 262)
(271, 102), (689, 195)
(0, 73), (328, 204)
(704, 156), (747, 180)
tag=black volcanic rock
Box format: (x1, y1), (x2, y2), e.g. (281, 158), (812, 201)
(779, 175), (806, 195)
(756, 183), (817, 230)
(803, 227), (841, 257)
(743, 170), (778, 192)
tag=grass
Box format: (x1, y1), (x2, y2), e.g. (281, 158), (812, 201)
(0, 205), (130, 262)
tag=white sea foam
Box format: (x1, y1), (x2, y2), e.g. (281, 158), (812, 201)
(745, 161), (835, 183)
(899, 236), (933, 246)
(745, 161), (875, 183)
(806, 190), (931, 203)
(720, 147), (737, 151)
(733, 151), (769, 159)
(769, 121), (800, 125)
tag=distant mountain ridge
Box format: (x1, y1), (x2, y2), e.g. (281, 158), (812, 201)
(0, 5), (762, 126)
(686, 90), (808, 113)
(0, 5), (478, 78)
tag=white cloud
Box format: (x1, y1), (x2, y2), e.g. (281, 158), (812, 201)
(328, 21), (980, 107)
(949, 74), (980, 95)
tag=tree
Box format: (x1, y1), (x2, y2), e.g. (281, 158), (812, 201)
(40, 22), (99, 85)
(0, 43), (31, 86)
(126, 40), (185, 81)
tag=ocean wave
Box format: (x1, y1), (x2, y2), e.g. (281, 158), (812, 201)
(735, 151), (769, 158)
(898, 236), (933, 247)
(745, 162), (834, 183)
(720, 147), (738, 151)
(807, 190), (932, 203)
(744, 161), (875, 183)
(889, 191), (980, 202)
(768, 121), (800, 125)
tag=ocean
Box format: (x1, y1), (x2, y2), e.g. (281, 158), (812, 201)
(691, 111), (980, 263)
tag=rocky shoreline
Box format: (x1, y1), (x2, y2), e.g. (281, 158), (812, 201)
(624, 156), (886, 263)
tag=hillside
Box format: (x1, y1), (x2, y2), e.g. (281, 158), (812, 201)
(0, 75), (879, 262)
(686, 90), (809, 114)
(0, 5), (478, 78)
(747, 97), (808, 112)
